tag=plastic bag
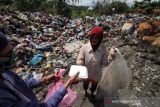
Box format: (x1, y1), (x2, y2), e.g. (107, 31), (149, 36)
(96, 48), (130, 99)
(30, 54), (44, 66)
(54, 69), (66, 77)
(121, 22), (134, 35)
(37, 42), (52, 51)
(33, 72), (43, 83)
(45, 81), (77, 107)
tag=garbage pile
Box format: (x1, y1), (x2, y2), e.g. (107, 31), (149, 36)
(0, 10), (160, 106)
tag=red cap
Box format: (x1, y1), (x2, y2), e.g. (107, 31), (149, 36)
(90, 27), (103, 37)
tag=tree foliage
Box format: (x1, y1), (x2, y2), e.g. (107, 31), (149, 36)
(94, 0), (129, 15)
(133, 0), (160, 9)
(110, 1), (129, 14)
(13, 0), (44, 11)
(0, 0), (160, 18)
(10, 0), (71, 17)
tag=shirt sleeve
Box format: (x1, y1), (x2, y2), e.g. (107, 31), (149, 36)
(0, 86), (67, 107)
(76, 45), (85, 65)
(25, 77), (42, 89)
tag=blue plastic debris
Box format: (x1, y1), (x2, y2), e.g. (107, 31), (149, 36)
(30, 54), (44, 66)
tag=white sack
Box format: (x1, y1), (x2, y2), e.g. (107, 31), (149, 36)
(96, 48), (130, 99)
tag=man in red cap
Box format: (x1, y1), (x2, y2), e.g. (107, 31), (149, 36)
(76, 27), (115, 99)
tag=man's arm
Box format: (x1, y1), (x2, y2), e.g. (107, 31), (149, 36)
(25, 74), (56, 88)
(46, 72), (79, 107)
(0, 87), (66, 107)
(0, 72), (79, 107)
(76, 45), (85, 65)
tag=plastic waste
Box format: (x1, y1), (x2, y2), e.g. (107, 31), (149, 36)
(121, 22), (134, 35)
(30, 54), (44, 66)
(45, 80), (77, 107)
(33, 72), (43, 82)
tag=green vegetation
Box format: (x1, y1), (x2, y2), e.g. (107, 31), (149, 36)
(133, 0), (160, 9)
(0, 0), (159, 18)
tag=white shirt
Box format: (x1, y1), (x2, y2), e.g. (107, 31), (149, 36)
(76, 42), (108, 81)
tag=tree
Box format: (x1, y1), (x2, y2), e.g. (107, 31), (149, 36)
(13, 0), (44, 11)
(0, 0), (13, 5)
(94, 0), (129, 15)
(94, 1), (104, 15)
(110, 1), (129, 14)
(12, 0), (72, 17)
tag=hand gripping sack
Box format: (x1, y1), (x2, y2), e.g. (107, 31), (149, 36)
(96, 48), (130, 99)
(45, 80), (77, 107)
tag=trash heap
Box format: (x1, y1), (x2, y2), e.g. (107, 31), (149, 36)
(0, 10), (160, 106)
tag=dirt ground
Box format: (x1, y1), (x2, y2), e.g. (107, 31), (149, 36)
(70, 37), (160, 107)
(35, 37), (160, 107)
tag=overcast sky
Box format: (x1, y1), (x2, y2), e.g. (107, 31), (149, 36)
(69, 0), (145, 6)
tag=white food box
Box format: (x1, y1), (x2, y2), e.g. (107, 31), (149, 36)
(69, 65), (88, 79)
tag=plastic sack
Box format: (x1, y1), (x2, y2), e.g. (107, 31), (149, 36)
(33, 72), (43, 83)
(45, 81), (77, 107)
(96, 48), (129, 99)
(121, 22), (134, 35)
(54, 69), (66, 77)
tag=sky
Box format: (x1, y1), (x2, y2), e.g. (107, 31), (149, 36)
(68, 0), (144, 7)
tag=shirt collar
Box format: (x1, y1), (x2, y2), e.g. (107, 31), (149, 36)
(87, 42), (103, 53)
